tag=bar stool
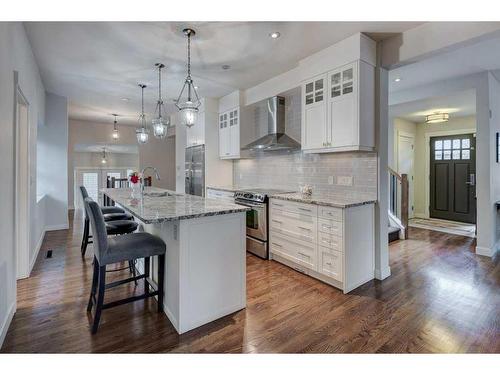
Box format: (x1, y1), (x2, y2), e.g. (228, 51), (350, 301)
(79, 186), (135, 257)
(84, 198), (166, 334)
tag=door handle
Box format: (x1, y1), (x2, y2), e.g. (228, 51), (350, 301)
(466, 173), (476, 186)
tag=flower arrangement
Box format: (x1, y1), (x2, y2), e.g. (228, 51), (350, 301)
(129, 171), (140, 185)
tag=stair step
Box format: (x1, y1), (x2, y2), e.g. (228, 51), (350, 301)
(388, 226), (400, 243)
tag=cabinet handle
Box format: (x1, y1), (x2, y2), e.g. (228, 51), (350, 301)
(298, 207), (311, 212)
(272, 219), (283, 224)
(322, 239), (332, 244)
(271, 242), (282, 248)
(273, 203), (283, 207)
(326, 262), (332, 266)
(298, 252), (310, 258)
(298, 226), (311, 232)
(322, 224), (332, 229)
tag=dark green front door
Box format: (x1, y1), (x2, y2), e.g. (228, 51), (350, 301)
(430, 134), (476, 224)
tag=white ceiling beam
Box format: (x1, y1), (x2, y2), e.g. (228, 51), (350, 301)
(381, 22), (500, 69)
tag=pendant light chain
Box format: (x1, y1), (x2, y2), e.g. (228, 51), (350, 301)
(157, 64), (163, 119)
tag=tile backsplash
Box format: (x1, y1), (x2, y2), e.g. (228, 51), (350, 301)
(233, 151), (378, 200)
(233, 89), (378, 200)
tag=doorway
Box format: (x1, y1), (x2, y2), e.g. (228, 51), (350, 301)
(397, 132), (415, 218)
(429, 134), (476, 223)
(74, 168), (134, 209)
(14, 85), (31, 279)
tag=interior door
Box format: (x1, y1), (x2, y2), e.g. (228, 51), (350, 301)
(430, 134), (476, 223)
(398, 134), (415, 218)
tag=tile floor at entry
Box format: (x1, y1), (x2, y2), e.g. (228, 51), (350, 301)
(1, 210), (499, 353)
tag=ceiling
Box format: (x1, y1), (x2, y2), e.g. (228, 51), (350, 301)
(24, 21), (422, 125)
(388, 33), (500, 93)
(389, 89), (476, 123)
(74, 143), (138, 154)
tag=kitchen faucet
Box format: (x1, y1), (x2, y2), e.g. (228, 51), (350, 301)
(140, 166), (161, 195)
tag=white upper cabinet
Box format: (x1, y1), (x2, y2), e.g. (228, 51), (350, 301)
(218, 107), (240, 159)
(218, 112), (230, 158)
(301, 60), (375, 153)
(301, 74), (327, 150)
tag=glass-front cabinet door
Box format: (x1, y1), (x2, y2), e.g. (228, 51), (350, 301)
(302, 74), (327, 150)
(327, 62), (357, 148)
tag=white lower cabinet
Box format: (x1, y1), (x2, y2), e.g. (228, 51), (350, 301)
(269, 198), (375, 293)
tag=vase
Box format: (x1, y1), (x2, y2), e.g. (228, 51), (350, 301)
(131, 182), (140, 198)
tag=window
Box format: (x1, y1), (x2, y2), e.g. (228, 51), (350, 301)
(434, 137), (472, 160)
(83, 172), (98, 201)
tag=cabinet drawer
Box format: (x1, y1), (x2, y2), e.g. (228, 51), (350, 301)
(270, 233), (317, 270)
(318, 218), (343, 237)
(270, 199), (317, 217)
(270, 213), (317, 244)
(318, 231), (343, 252)
(318, 205), (342, 221)
(319, 247), (343, 281)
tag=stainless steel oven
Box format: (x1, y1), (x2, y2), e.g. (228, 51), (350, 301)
(234, 198), (267, 241)
(234, 188), (295, 259)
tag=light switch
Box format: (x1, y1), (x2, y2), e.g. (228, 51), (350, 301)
(337, 176), (353, 186)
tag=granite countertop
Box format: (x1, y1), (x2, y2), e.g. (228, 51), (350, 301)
(270, 192), (377, 209)
(101, 187), (249, 224)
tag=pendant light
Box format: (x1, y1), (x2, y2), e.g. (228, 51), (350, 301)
(175, 28), (201, 128)
(152, 63), (168, 139)
(136, 84), (150, 144)
(101, 148), (107, 164)
(111, 114), (119, 140)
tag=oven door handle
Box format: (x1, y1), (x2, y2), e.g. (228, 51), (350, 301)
(234, 199), (266, 209)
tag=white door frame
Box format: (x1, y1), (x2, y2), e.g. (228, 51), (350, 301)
(424, 128), (476, 218)
(14, 83), (31, 279)
(396, 130), (415, 219)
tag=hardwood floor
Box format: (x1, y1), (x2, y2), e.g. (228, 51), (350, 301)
(1, 210), (499, 353)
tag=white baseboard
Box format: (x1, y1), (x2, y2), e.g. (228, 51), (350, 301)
(413, 212), (427, 219)
(375, 266), (391, 280)
(29, 228), (46, 275)
(476, 243), (500, 258)
(45, 223), (69, 231)
(0, 302), (16, 349)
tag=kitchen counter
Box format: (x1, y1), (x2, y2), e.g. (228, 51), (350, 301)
(270, 192), (376, 208)
(101, 187), (248, 335)
(206, 185), (241, 193)
(102, 187), (249, 224)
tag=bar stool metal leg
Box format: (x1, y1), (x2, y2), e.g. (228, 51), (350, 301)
(144, 257), (150, 295)
(92, 263), (106, 334)
(87, 256), (99, 311)
(81, 218), (90, 257)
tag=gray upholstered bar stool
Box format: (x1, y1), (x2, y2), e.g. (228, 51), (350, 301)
(79, 186), (135, 257)
(84, 198), (166, 334)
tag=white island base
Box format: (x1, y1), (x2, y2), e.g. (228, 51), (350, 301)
(136, 212), (246, 334)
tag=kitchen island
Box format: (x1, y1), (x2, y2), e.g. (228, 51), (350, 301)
(102, 187), (249, 334)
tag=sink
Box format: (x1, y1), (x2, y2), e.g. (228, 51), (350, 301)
(143, 191), (174, 197)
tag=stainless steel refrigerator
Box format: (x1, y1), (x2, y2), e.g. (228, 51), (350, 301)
(185, 144), (205, 197)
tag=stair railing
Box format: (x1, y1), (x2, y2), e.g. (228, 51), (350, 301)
(388, 167), (409, 239)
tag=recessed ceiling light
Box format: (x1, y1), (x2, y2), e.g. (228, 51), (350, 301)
(394, 78), (402, 82)
(222, 65), (231, 70)
(269, 32), (281, 39)
(121, 97), (130, 101)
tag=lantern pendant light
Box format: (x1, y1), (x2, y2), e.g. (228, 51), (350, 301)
(112, 114), (119, 140)
(175, 28), (201, 128)
(101, 147), (107, 164)
(152, 63), (168, 139)
(136, 84), (150, 144)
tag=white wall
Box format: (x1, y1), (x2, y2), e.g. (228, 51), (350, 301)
(0, 22), (46, 348)
(138, 135), (176, 191)
(38, 93), (68, 230)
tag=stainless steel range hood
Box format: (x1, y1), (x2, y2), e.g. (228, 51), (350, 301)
(241, 96), (300, 151)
